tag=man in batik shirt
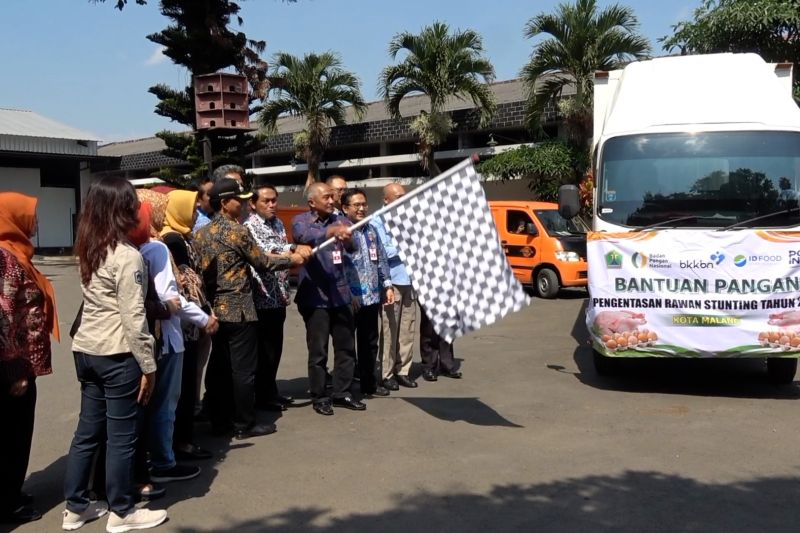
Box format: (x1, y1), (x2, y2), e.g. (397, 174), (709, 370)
(341, 188), (394, 397)
(244, 181), (311, 412)
(194, 179), (304, 440)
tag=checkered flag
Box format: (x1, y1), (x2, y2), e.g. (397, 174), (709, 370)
(382, 158), (531, 342)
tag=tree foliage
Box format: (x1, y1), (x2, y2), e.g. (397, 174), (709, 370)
(661, 0), (800, 99)
(380, 21), (496, 177)
(521, 0), (651, 146)
(478, 142), (587, 201)
(259, 51), (366, 189)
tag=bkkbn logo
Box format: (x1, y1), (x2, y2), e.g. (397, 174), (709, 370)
(710, 251), (725, 265)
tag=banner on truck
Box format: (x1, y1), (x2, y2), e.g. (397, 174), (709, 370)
(587, 230), (800, 358)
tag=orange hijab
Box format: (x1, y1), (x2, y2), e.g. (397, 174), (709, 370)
(0, 192), (60, 341)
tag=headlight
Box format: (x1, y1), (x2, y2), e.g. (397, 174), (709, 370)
(555, 250), (581, 262)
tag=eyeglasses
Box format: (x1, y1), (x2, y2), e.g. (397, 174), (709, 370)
(346, 202), (368, 209)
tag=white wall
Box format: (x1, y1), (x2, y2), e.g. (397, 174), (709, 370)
(0, 167), (76, 248)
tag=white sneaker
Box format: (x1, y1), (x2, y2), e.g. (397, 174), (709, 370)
(62, 500), (109, 530)
(106, 508), (168, 533)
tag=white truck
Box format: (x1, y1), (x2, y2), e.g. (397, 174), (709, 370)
(559, 53), (800, 383)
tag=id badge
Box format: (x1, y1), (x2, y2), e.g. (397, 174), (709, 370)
(332, 250), (342, 264)
(369, 246), (378, 262)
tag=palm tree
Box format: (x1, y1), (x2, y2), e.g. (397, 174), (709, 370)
(259, 51), (367, 189)
(380, 22), (496, 177)
(521, 0), (651, 147)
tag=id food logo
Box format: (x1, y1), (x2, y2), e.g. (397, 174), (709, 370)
(631, 252), (648, 268)
(732, 252), (781, 267)
(605, 250), (623, 269)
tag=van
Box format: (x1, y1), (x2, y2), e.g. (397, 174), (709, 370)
(489, 201), (588, 298)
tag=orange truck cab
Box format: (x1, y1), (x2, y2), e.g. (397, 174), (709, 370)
(489, 201), (588, 298)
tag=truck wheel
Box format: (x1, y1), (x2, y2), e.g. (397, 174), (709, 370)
(767, 358), (797, 384)
(535, 268), (559, 299)
(593, 349), (616, 376)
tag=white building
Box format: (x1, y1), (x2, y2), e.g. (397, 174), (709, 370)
(0, 108), (99, 250)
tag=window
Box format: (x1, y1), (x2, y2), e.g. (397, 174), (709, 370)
(507, 210), (534, 234)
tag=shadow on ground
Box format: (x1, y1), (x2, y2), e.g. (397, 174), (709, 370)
(401, 397), (523, 428)
(173, 470), (800, 533)
(559, 301), (800, 400)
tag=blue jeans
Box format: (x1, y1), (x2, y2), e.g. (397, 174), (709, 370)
(64, 353), (141, 516)
(148, 350), (183, 471)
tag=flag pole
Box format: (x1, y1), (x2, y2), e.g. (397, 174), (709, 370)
(311, 155), (479, 254)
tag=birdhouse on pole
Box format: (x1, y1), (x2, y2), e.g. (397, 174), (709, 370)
(194, 72), (254, 133)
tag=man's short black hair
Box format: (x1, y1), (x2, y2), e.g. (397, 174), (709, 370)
(251, 179), (278, 199)
(341, 188), (367, 207)
(189, 175), (212, 193)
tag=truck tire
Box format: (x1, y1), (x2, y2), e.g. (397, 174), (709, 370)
(767, 358), (797, 385)
(535, 268), (559, 299)
(593, 349), (616, 376)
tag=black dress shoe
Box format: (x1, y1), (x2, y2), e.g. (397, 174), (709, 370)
(0, 505), (42, 524)
(332, 396), (367, 411)
(382, 378), (399, 391)
(313, 401), (334, 416)
(234, 423), (277, 440)
(440, 369), (463, 379)
(18, 492), (33, 506)
(275, 394), (295, 406)
(371, 386), (390, 397)
(422, 369), (438, 382)
(396, 375), (418, 388)
(174, 443), (213, 461)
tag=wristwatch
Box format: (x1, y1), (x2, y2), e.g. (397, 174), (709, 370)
(289, 244), (297, 252)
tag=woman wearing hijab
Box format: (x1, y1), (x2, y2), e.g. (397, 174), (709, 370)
(65, 177), (167, 532)
(0, 193), (57, 524)
(162, 189), (215, 460)
(135, 189), (215, 484)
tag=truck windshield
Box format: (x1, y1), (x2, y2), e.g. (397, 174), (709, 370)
(598, 131), (800, 228)
(535, 210), (588, 236)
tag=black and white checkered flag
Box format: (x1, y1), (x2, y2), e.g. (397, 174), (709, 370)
(382, 158), (531, 342)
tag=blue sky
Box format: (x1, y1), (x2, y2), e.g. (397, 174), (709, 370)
(1, 0), (696, 143)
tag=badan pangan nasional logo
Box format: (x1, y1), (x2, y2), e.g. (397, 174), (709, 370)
(605, 250), (623, 269)
(631, 252), (648, 268)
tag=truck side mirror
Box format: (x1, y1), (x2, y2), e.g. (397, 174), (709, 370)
(525, 222), (538, 236)
(558, 185), (581, 219)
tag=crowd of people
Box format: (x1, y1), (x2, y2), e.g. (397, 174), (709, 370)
(0, 165), (462, 531)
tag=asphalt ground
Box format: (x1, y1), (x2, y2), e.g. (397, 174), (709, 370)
(7, 263), (800, 533)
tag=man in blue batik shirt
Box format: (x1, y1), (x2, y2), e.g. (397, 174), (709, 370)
(292, 182), (365, 416)
(341, 189), (395, 398)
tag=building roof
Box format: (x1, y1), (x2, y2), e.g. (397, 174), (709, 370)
(0, 108), (98, 141)
(272, 78), (532, 134)
(99, 77), (540, 156)
(99, 135), (171, 156)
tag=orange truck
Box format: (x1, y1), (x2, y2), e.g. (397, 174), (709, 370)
(489, 201), (588, 298)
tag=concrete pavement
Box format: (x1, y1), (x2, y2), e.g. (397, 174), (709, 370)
(7, 264), (800, 533)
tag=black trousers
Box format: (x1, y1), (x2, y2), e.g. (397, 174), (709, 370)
(419, 308), (456, 373)
(354, 303), (380, 393)
(174, 339), (199, 445)
(255, 307), (287, 405)
(0, 378), (36, 514)
(204, 321), (259, 430)
(299, 305), (356, 403)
